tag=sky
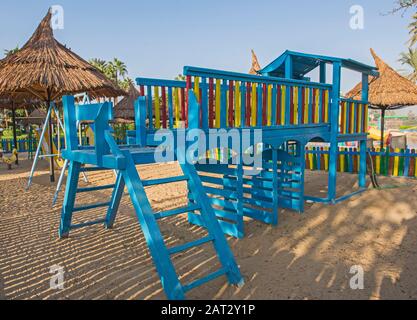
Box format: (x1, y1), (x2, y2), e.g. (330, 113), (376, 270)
(0, 0), (415, 111)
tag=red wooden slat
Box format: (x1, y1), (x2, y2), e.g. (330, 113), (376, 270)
(340, 102), (346, 133)
(311, 88), (316, 124)
(139, 85), (145, 96)
(185, 76), (192, 127)
(161, 86), (167, 128)
(180, 88), (186, 124)
(290, 86), (294, 125)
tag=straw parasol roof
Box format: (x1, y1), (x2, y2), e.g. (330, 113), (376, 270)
(113, 83), (140, 123)
(249, 49), (262, 75)
(346, 48), (417, 147)
(0, 10), (125, 101)
(21, 108), (47, 126)
(346, 48), (417, 109)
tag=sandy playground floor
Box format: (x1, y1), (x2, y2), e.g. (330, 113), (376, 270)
(1, 158), (417, 300)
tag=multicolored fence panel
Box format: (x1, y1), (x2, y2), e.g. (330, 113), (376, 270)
(184, 67), (332, 130)
(1, 138), (38, 153)
(137, 67), (332, 131)
(306, 147), (417, 178)
(339, 98), (368, 135)
(136, 78), (189, 130)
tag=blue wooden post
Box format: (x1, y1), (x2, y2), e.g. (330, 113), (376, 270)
(328, 62), (341, 202)
(168, 87), (174, 129)
(285, 55), (292, 125)
(135, 97), (147, 147)
(319, 62), (326, 83)
(359, 73), (369, 188)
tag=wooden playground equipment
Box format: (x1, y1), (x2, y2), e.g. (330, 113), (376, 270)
(58, 50), (377, 299)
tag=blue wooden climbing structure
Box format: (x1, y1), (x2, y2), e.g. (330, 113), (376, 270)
(133, 50), (378, 239)
(58, 95), (243, 300)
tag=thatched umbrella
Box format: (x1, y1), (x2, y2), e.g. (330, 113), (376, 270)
(113, 83), (140, 123)
(0, 10), (124, 181)
(249, 49), (262, 75)
(346, 48), (417, 147)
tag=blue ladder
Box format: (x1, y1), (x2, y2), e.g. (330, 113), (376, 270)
(58, 95), (243, 299)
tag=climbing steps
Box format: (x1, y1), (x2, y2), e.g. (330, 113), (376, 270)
(58, 95), (243, 300)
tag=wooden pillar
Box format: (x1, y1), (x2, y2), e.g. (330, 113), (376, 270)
(328, 62), (341, 202)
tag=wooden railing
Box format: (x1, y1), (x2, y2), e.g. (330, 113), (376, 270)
(339, 98), (368, 135)
(136, 67), (333, 131)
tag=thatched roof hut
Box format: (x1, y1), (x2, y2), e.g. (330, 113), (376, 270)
(346, 49), (417, 147)
(21, 108), (47, 126)
(0, 10), (125, 101)
(114, 83), (140, 123)
(249, 50), (262, 75)
(346, 49), (417, 108)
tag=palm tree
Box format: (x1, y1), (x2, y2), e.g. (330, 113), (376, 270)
(110, 58), (128, 83)
(4, 46), (20, 57)
(119, 77), (134, 91)
(409, 12), (417, 47)
(89, 58), (108, 74)
(399, 48), (417, 82)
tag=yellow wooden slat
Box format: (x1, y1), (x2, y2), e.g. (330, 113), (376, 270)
(235, 81), (241, 127)
(293, 87), (299, 125)
(324, 90), (329, 122)
(394, 148), (400, 176)
(194, 77), (200, 102)
(315, 89), (319, 123)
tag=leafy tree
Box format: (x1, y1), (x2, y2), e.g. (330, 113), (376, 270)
(399, 48), (417, 82)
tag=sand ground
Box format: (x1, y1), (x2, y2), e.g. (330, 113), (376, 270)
(1, 158), (417, 300)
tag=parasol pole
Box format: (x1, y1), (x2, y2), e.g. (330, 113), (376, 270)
(47, 90), (55, 182)
(11, 101), (19, 165)
(380, 108), (386, 149)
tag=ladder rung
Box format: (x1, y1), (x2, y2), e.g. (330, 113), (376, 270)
(168, 235), (214, 255)
(183, 268), (227, 293)
(80, 167), (110, 172)
(77, 184), (116, 193)
(142, 175), (189, 187)
(73, 202), (111, 212)
(154, 204), (201, 220)
(70, 218), (106, 230)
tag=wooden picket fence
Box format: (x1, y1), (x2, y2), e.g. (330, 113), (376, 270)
(306, 146), (417, 178)
(1, 138), (38, 153)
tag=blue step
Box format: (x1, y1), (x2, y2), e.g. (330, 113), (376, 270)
(70, 218), (106, 230)
(73, 201), (111, 212)
(80, 166), (112, 172)
(77, 184), (116, 193)
(168, 235), (214, 255)
(142, 175), (189, 187)
(183, 268), (227, 293)
(154, 204), (200, 220)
